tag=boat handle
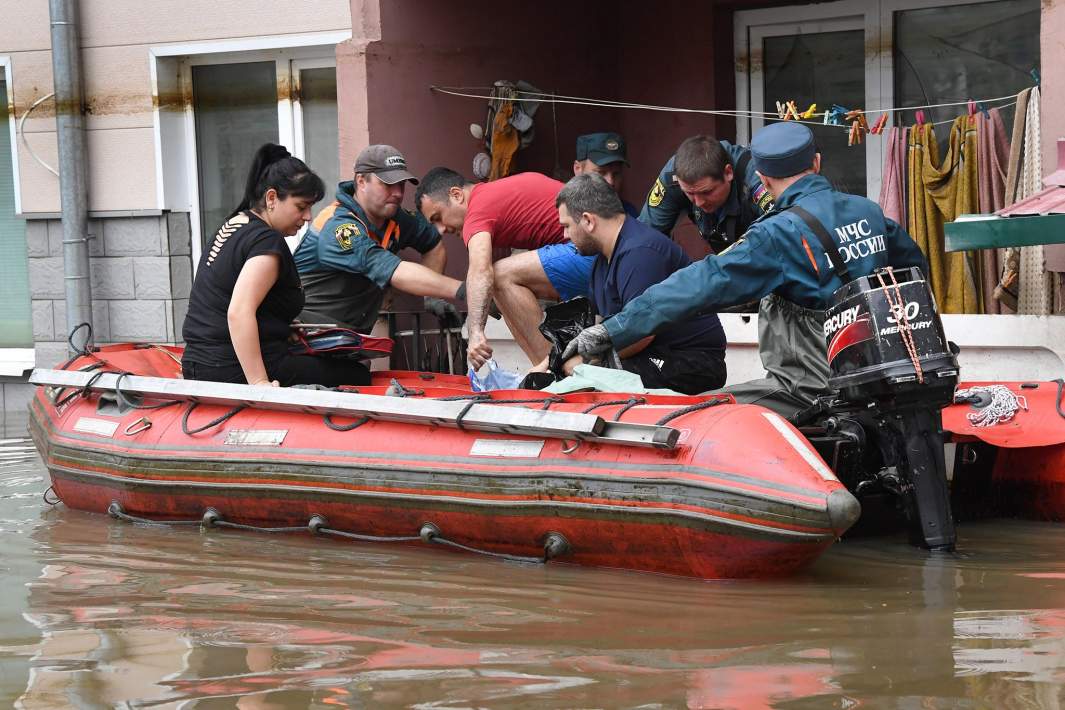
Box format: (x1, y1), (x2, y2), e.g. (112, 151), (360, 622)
(561, 439), (580, 454)
(124, 417), (152, 436)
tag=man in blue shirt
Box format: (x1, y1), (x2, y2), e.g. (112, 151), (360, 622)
(565, 122), (928, 415)
(294, 145), (463, 333)
(641, 135), (772, 253)
(572, 132), (640, 218)
(549, 173), (726, 394)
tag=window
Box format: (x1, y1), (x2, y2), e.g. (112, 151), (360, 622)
(735, 0), (1040, 198)
(0, 67), (32, 356)
(183, 52), (339, 257)
(150, 36), (345, 264)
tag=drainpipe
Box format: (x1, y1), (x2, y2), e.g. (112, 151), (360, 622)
(48, 0), (93, 352)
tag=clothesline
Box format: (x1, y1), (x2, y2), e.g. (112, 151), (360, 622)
(430, 85), (1024, 130)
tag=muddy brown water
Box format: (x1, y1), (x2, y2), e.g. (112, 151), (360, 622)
(3, 431), (1065, 709)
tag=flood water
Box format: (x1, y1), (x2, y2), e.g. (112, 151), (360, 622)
(3, 433), (1065, 709)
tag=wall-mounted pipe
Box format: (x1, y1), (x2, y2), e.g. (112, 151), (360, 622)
(48, 0), (93, 352)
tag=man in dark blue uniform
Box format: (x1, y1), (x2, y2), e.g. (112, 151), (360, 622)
(564, 122), (929, 415)
(641, 135), (773, 253)
(294, 145), (463, 333)
(572, 132), (640, 218)
(545, 172), (727, 394)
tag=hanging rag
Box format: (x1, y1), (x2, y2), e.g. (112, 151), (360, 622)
(1015, 87), (1053, 314)
(488, 97), (520, 180)
(975, 107), (1011, 313)
(997, 87), (1032, 311)
(879, 125), (909, 226)
(908, 118), (980, 313)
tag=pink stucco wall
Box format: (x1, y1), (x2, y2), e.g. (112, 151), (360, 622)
(1041, 0), (1065, 172)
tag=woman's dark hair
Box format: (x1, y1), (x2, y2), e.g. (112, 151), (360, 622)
(230, 143), (326, 219)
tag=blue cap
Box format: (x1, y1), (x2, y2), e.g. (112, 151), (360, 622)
(576, 132), (629, 167)
(750, 122), (816, 178)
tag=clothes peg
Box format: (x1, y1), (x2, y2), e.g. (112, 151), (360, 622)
(870, 113), (889, 135)
(976, 101), (989, 119)
(785, 100), (800, 121)
(967, 100), (976, 117)
(1031, 68), (1041, 86)
(916, 110), (926, 126)
(776, 101), (788, 120)
(801, 103), (817, 119)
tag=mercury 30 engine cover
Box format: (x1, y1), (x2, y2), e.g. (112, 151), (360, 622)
(824, 266), (958, 406)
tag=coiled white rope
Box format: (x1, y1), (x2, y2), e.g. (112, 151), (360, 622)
(954, 385), (1028, 427)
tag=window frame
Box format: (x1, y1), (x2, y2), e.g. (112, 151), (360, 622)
(148, 32), (348, 270)
(734, 0), (1014, 201)
(0, 56), (34, 373)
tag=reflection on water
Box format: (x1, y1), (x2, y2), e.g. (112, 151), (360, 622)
(2, 441), (1065, 707)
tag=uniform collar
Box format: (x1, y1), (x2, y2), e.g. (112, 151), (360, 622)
(773, 174), (832, 210)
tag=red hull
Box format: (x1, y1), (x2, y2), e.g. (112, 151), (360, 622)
(29, 344), (860, 580)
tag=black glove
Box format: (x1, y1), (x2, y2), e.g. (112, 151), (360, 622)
(424, 297), (461, 325)
(561, 323), (612, 362)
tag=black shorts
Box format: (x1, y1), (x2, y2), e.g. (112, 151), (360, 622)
(622, 346), (727, 395)
(182, 353), (371, 388)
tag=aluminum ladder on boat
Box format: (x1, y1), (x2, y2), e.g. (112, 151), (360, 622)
(29, 369), (680, 450)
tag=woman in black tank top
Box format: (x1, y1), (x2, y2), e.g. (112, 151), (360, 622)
(181, 144), (371, 388)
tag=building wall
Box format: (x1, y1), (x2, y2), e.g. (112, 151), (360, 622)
(1042, 0), (1065, 169)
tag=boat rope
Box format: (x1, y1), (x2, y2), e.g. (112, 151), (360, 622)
(655, 397), (730, 426)
(113, 372), (182, 411)
(43, 486), (62, 506)
(1053, 379), (1065, 421)
(105, 502), (569, 564)
(53, 367), (113, 408)
(181, 401), (246, 435)
(581, 397), (647, 421)
(323, 413), (370, 431)
(876, 268), (924, 384)
(953, 384), (1028, 427)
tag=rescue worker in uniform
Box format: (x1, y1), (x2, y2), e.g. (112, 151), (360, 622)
(641, 134), (772, 253)
(572, 132), (640, 218)
(563, 121), (929, 416)
(294, 145), (463, 334)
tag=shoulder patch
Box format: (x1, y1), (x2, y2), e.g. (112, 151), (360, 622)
(334, 222), (361, 251)
(648, 178), (666, 208)
(753, 183), (774, 214)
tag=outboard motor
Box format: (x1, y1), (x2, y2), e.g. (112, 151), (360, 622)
(823, 266), (959, 550)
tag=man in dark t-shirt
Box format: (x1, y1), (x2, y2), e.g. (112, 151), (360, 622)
(551, 173), (727, 394)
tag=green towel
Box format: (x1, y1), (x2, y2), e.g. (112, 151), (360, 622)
(542, 364), (682, 395)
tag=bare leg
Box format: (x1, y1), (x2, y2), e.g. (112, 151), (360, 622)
(492, 251), (557, 364)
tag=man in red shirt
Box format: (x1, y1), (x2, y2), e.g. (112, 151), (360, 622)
(416, 168), (594, 368)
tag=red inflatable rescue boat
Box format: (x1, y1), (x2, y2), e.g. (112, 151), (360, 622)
(28, 344), (861, 580)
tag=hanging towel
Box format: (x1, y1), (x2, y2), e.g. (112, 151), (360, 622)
(879, 126), (909, 226)
(1015, 86), (1054, 315)
(975, 108), (1011, 313)
(997, 88), (1032, 312)
(909, 118), (980, 313)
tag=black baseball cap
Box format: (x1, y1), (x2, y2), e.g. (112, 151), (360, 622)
(354, 144), (419, 185)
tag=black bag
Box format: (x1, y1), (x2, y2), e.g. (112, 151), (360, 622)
(539, 297), (597, 376)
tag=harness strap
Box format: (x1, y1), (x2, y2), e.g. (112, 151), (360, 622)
(788, 205), (850, 283)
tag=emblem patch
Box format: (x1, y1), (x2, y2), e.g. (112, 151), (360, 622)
(605, 139), (620, 151)
(648, 178), (666, 208)
(334, 222), (361, 251)
(753, 183), (774, 213)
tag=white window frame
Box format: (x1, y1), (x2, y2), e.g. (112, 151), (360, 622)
(0, 56), (35, 373)
(148, 31), (348, 269)
(735, 0), (1012, 201)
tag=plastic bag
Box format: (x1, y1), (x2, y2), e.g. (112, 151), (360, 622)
(539, 297), (597, 375)
(469, 359), (525, 392)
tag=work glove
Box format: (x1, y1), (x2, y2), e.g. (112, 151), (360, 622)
(424, 297), (461, 325)
(561, 323), (612, 362)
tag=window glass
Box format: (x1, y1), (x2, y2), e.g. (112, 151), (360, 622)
(763, 30), (866, 195)
(894, 0), (1040, 141)
(299, 67), (339, 218)
(0, 78), (32, 347)
(192, 62), (278, 247)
